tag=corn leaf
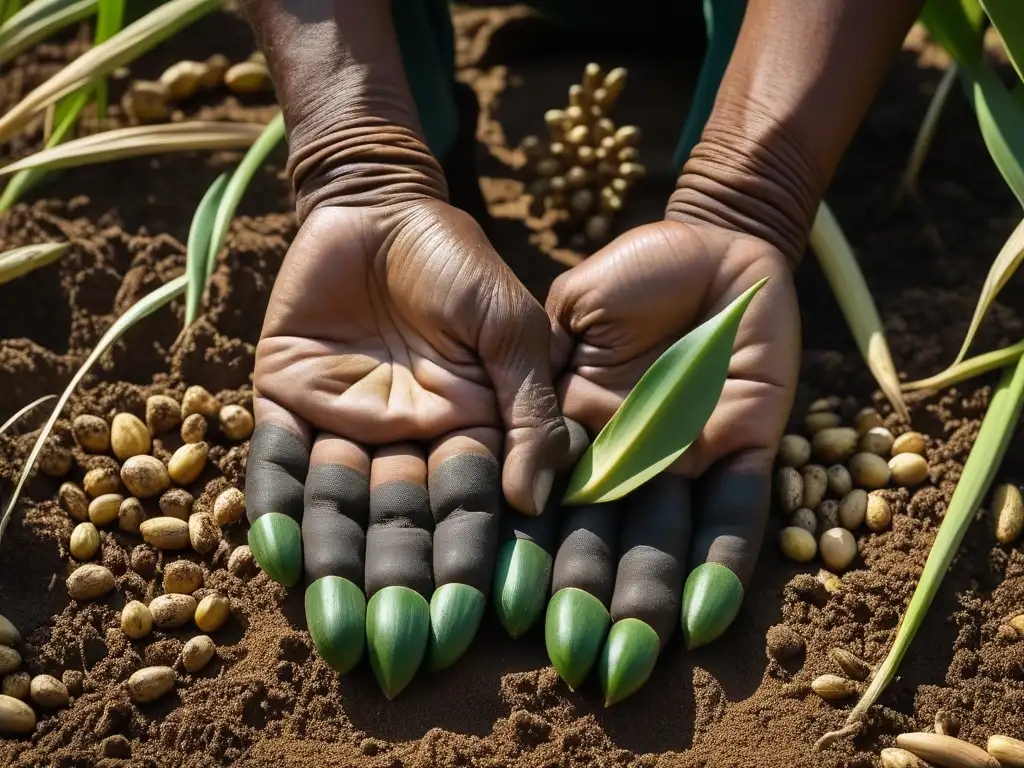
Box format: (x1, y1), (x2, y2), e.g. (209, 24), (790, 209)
(809, 201), (910, 422)
(0, 395), (57, 436)
(563, 278), (767, 505)
(0, 273), (187, 542)
(903, 339), (1024, 392)
(0, 0), (96, 65)
(897, 63), (960, 203)
(0, 0), (25, 25)
(0, 0), (222, 143)
(980, 0), (1024, 82)
(91, 0), (125, 120)
(0, 241), (68, 284)
(826, 352), (1024, 739)
(184, 173), (229, 325)
(0, 122), (265, 175)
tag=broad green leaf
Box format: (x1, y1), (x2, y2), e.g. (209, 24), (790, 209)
(0, 0), (96, 65)
(0, 395), (56, 435)
(0, 241), (68, 283)
(809, 201), (909, 421)
(0, 273), (186, 541)
(903, 339), (1024, 392)
(980, 0), (1024, 82)
(920, 0), (986, 68)
(562, 278), (767, 505)
(184, 173), (229, 325)
(897, 63), (960, 203)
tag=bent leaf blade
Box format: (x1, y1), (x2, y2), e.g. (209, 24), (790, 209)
(0, 241), (68, 284)
(184, 173), (229, 326)
(563, 278), (767, 505)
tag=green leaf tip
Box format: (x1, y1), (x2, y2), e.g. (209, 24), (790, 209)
(247, 512), (302, 587)
(563, 277), (769, 505)
(305, 576), (365, 675)
(681, 562), (744, 650)
(545, 587), (610, 690)
(366, 585), (429, 699)
(427, 582), (485, 672)
(492, 538), (552, 638)
(598, 618), (660, 707)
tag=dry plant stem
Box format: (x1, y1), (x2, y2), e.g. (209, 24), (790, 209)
(902, 339), (1024, 392)
(0, 395), (56, 435)
(0, 0), (97, 65)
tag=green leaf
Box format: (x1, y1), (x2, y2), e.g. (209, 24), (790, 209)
(563, 278), (767, 505)
(90, 0), (125, 120)
(0, 0), (97, 66)
(492, 538), (552, 638)
(184, 173), (229, 325)
(903, 339), (1024, 392)
(544, 587), (610, 689)
(897, 63), (960, 203)
(366, 585), (429, 699)
(305, 575), (366, 674)
(0, 241), (68, 284)
(247, 512), (302, 587)
(980, 0), (1024, 82)
(0, 273), (187, 542)
(680, 562), (744, 650)
(597, 618), (659, 707)
(426, 582), (485, 672)
(0, 0), (24, 26)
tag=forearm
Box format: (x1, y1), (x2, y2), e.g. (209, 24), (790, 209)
(667, 0), (923, 265)
(239, 0), (447, 217)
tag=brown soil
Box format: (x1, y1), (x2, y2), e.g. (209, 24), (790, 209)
(1, 5), (1024, 768)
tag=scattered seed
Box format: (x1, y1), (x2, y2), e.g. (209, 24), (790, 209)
(819, 528), (857, 572)
(859, 426), (895, 456)
(849, 452), (891, 490)
(159, 488), (194, 520)
(59, 482), (89, 521)
(0, 646), (21, 675)
(827, 465), (853, 497)
(866, 493), (893, 532)
(122, 80), (169, 122)
(0, 694), (36, 734)
(816, 500), (840, 531)
(811, 673), (857, 700)
(776, 467), (804, 515)
(895, 732), (997, 768)
(991, 483), (1024, 544)
(128, 666), (175, 703)
(110, 413), (151, 460)
(0, 616), (17, 648)
(39, 441), (72, 477)
(194, 593), (230, 632)
(200, 54), (230, 88)
(805, 411), (841, 435)
(29, 675), (68, 708)
(801, 465), (828, 510)
(227, 545), (256, 577)
(88, 493), (123, 527)
(988, 735), (1024, 766)
(145, 394), (181, 435)
(72, 415), (110, 453)
(1009, 615), (1024, 636)
(181, 413), (207, 444)
(181, 385), (219, 419)
(121, 600), (153, 640)
(935, 709), (959, 737)
(829, 647), (870, 680)
(121, 455), (170, 498)
(66, 563), (115, 600)
(70, 522), (100, 560)
(181, 635), (215, 673)
(225, 61), (272, 93)
(889, 453), (929, 487)
(140, 517), (190, 550)
(168, 442), (208, 486)
(854, 407), (884, 435)
(84, 466), (121, 498)
(2, 672), (29, 700)
(809, 396), (841, 413)
(779, 526), (816, 563)
(159, 60), (209, 100)
(881, 747), (929, 768)
(790, 508), (817, 535)
(892, 431), (927, 456)
(778, 435), (811, 468)
(219, 404), (253, 441)
(812, 428), (860, 464)
(838, 489), (868, 530)
(149, 594), (197, 629)
(118, 497), (146, 533)
(214, 487), (245, 525)
(163, 560), (203, 594)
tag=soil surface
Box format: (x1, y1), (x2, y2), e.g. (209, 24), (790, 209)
(2, 5), (1024, 768)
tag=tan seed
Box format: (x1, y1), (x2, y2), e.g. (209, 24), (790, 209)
(854, 407), (884, 435)
(227, 545), (256, 577)
(83, 466), (120, 498)
(159, 488), (194, 520)
(200, 53), (229, 88)
(838, 489), (868, 530)
(817, 568), (842, 595)
(779, 526), (816, 563)
(118, 497), (146, 533)
(0, 694), (36, 734)
(810, 673), (857, 700)
(110, 413), (151, 460)
(149, 594), (197, 629)
(121, 455), (170, 498)
(122, 80), (169, 122)
(809, 396), (841, 413)
(827, 464), (853, 497)
(789, 508), (817, 536)
(801, 465), (828, 509)
(159, 60), (208, 99)
(72, 415), (110, 453)
(163, 560), (203, 594)
(181, 413), (207, 444)
(819, 528), (857, 572)
(889, 453), (929, 487)
(181, 635), (215, 673)
(778, 435), (811, 469)
(181, 385), (219, 419)
(59, 482), (89, 521)
(145, 394), (181, 435)
(859, 426), (895, 456)
(849, 452), (891, 490)
(584, 215), (610, 243)
(194, 593), (230, 632)
(816, 500), (840, 531)
(1009, 614), (1024, 636)
(776, 466), (804, 515)
(121, 600), (153, 640)
(892, 431), (927, 456)
(219, 404), (254, 441)
(866, 493), (893, 531)
(128, 666), (175, 703)
(895, 732), (998, 768)
(88, 493), (123, 526)
(829, 647), (870, 680)
(935, 709), (959, 737)
(168, 442), (208, 485)
(881, 747), (929, 768)
(66, 564), (115, 600)
(29, 675), (68, 708)
(805, 411), (841, 435)
(70, 522), (100, 560)
(214, 487), (245, 525)
(812, 427), (860, 464)
(0, 646), (20, 675)
(991, 483), (1024, 544)
(39, 441), (72, 477)
(225, 60), (272, 93)
(2, 672), (29, 700)
(988, 735), (1024, 766)
(140, 517), (190, 550)
(0, 616), (18, 648)
(189, 513), (221, 555)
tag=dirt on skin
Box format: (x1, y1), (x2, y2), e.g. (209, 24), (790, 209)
(1, 4), (1024, 767)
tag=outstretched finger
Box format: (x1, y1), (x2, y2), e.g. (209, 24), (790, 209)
(245, 396), (312, 587)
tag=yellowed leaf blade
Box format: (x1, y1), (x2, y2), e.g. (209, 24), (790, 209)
(0, 241), (68, 284)
(0, 0), (98, 65)
(0, 0), (221, 143)
(809, 201), (910, 422)
(0, 122), (264, 175)
(902, 339), (1024, 392)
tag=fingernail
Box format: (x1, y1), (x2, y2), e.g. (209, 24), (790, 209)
(427, 583), (485, 672)
(533, 469), (555, 514)
(366, 585), (430, 699)
(545, 587), (610, 690)
(598, 618), (660, 706)
(680, 562), (744, 650)
(305, 576), (366, 674)
(492, 538), (552, 638)
(247, 512), (302, 587)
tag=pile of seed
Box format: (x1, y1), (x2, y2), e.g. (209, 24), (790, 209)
(123, 51), (273, 123)
(0, 386), (260, 735)
(517, 62), (644, 249)
(878, 721), (1024, 767)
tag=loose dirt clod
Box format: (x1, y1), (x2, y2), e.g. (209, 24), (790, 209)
(2, 672), (29, 700)
(39, 441), (72, 477)
(118, 497), (146, 532)
(121, 455), (170, 498)
(149, 594), (197, 629)
(778, 435), (811, 468)
(128, 666), (175, 703)
(29, 675), (68, 708)
(121, 600), (153, 640)
(168, 442), (208, 485)
(181, 386), (219, 419)
(892, 431), (927, 456)
(181, 635), (215, 673)
(83, 466), (121, 498)
(188, 513), (220, 554)
(130, 545), (157, 577)
(88, 493), (123, 526)
(849, 452), (890, 489)
(194, 593), (229, 632)
(867, 492), (893, 531)
(810, 673), (857, 700)
(72, 414), (110, 453)
(69, 522), (100, 560)
(227, 545), (256, 577)
(163, 560), (203, 594)
(827, 464), (853, 497)
(110, 413), (151, 460)
(213, 487), (245, 524)
(140, 518), (190, 550)
(66, 564), (115, 600)
(0, 646), (21, 675)
(830, 647), (870, 680)
(145, 395), (181, 435)
(889, 453), (929, 487)
(181, 413), (207, 443)
(159, 488), (194, 520)
(895, 732), (998, 768)
(935, 710), (960, 737)
(859, 426), (895, 456)
(765, 624), (804, 660)
(780, 527), (816, 563)
(987, 735), (1024, 766)
(0, 694), (36, 734)
(819, 528), (857, 572)
(991, 483), (1024, 544)
(219, 404), (254, 441)
(59, 482), (89, 521)
(790, 508), (817, 535)
(839, 490), (868, 530)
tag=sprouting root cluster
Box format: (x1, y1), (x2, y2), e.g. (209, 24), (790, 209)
(517, 62), (645, 250)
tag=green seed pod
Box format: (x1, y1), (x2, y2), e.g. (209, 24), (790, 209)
(365, 586), (429, 699)
(426, 583), (485, 673)
(247, 513), (301, 587)
(598, 618), (659, 707)
(492, 539), (552, 638)
(680, 563), (744, 650)
(305, 576), (365, 675)
(544, 588), (610, 690)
